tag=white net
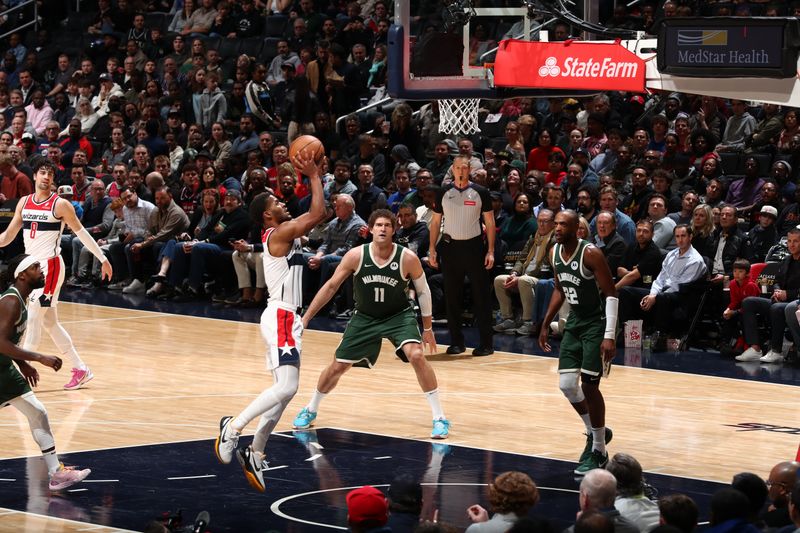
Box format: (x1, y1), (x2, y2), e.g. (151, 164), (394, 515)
(438, 98), (481, 135)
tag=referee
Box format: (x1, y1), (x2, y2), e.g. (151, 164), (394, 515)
(428, 155), (495, 356)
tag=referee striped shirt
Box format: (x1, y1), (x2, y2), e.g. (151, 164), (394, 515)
(434, 183), (492, 240)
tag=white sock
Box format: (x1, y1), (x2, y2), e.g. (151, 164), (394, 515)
(425, 389), (445, 420)
(307, 390), (327, 413)
(580, 413), (592, 433)
(591, 427), (606, 453)
(44, 449), (60, 475)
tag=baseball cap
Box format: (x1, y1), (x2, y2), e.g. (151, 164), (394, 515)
(167, 107), (182, 117)
(760, 205), (778, 218)
(630, 96), (645, 105)
(495, 150), (512, 161)
(57, 185), (74, 196)
(99, 73), (113, 82)
(574, 147), (589, 157)
(346, 486), (388, 526)
(281, 62), (296, 71)
(195, 149), (214, 160)
(225, 189), (242, 201)
(489, 190), (503, 201)
(21, 132), (35, 142)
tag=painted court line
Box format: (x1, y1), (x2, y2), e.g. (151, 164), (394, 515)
(264, 465), (289, 471)
(167, 474), (216, 481)
(373, 456), (392, 460)
(0, 478), (16, 482)
(67, 488), (88, 492)
(305, 454), (322, 462)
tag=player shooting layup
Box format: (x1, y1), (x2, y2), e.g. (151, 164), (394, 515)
(214, 150), (325, 493)
(538, 210), (618, 474)
(0, 254), (91, 490)
(292, 209), (449, 439)
(0, 160), (113, 391)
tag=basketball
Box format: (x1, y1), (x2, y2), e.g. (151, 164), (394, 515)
(289, 135), (325, 165)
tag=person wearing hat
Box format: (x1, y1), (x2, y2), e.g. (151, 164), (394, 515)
(92, 73), (123, 116)
(346, 486), (390, 532)
(749, 204), (779, 263)
(57, 184), (84, 219)
(0, 254), (93, 491)
(266, 39), (301, 87)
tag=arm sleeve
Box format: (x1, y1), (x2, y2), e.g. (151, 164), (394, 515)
(412, 274), (432, 317)
(75, 227), (108, 263)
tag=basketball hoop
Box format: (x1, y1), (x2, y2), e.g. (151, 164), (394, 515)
(438, 98), (481, 135)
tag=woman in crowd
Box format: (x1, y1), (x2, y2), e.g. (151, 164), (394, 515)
(368, 43), (387, 88)
(778, 108), (799, 153)
(100, 127), (134, 171)
(465, 471), (541, 533)
(691, 203), (716, 258)
(67, 98), (99, 135)
(499, 192), (537, 252)
(526, 128), (564, 173)
(504, 121), (527, 163)
(168, 0), (194, 33)
(204, 122), (232, 171)
(388, 103), (419, 158)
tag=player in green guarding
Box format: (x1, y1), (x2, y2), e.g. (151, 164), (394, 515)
(0, 254), (92, 490)
(293, 209), (450, 438)
(538, 210), (619, 474)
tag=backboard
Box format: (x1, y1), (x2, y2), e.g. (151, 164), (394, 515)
(388, 0), (597, 100)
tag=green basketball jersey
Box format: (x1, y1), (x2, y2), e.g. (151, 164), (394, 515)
(353, 243), (412, 318)
(0, 286), (27, 368)
(553, 239), (604, 319)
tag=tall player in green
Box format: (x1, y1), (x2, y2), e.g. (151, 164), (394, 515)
(538, 210), (619, 474)
(293, 209), (450, 438)
(0, 254), (92, 490)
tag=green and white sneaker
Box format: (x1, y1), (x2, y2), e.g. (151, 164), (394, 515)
(578, 427), (613, 464)
(574, 449), (609, 475)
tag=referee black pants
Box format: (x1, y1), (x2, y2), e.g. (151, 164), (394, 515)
(440, 236), (493, 348)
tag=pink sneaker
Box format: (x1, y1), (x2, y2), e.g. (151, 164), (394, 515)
(63, 367), (94, 390)
(49, 465), (91, 491)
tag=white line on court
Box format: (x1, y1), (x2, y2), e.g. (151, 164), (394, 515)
(264, 465), (289, 471)
(373, 456), (392, 460)
(67, 488), (88, 492)
(0, 478), (16, 482)
(167, 474), (216, 480)
(305, 454), (322, 462)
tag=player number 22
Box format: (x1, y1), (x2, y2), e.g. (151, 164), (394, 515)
(374, 287), (385, 302)
(564, 286), (579, 305)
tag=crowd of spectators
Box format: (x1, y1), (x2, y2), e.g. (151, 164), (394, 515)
(342, 458), (800, 533)
(0, 0), (800, 363)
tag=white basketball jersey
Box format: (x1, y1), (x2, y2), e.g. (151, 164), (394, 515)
(21, 193), (64, 261)
(262, 227), (304, 308)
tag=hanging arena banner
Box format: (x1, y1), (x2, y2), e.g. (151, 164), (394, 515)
(493, 39), (647, 93)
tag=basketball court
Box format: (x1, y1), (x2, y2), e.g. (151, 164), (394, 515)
(0, 293), (798, 531)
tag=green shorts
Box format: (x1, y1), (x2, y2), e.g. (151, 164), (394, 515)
(558, 312), (604, 377)
(0, 363), (31, 405)
(335, 308), (421, 368)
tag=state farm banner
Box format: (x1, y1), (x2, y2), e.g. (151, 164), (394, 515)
(494, 40), (646, 93)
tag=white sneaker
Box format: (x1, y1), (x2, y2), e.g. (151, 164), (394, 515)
(122, 279), (145, 294)
(736, 347), (763, 362)
(759, 350), (784, 363)
(214, 416), (239, 464)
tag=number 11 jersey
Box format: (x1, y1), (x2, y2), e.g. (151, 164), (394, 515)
(353, 243), (412, 319)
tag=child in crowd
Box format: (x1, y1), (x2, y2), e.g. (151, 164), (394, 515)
(721, 259), (760, 355)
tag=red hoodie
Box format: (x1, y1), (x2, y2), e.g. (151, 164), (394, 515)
(728, 275), (759, 311)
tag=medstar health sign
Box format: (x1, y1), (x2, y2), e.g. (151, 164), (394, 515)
(493, 40), (646, 93)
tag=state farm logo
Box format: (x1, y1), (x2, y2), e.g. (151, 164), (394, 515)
(538, 57), (560, 77)
(536, 56), (639, 79)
